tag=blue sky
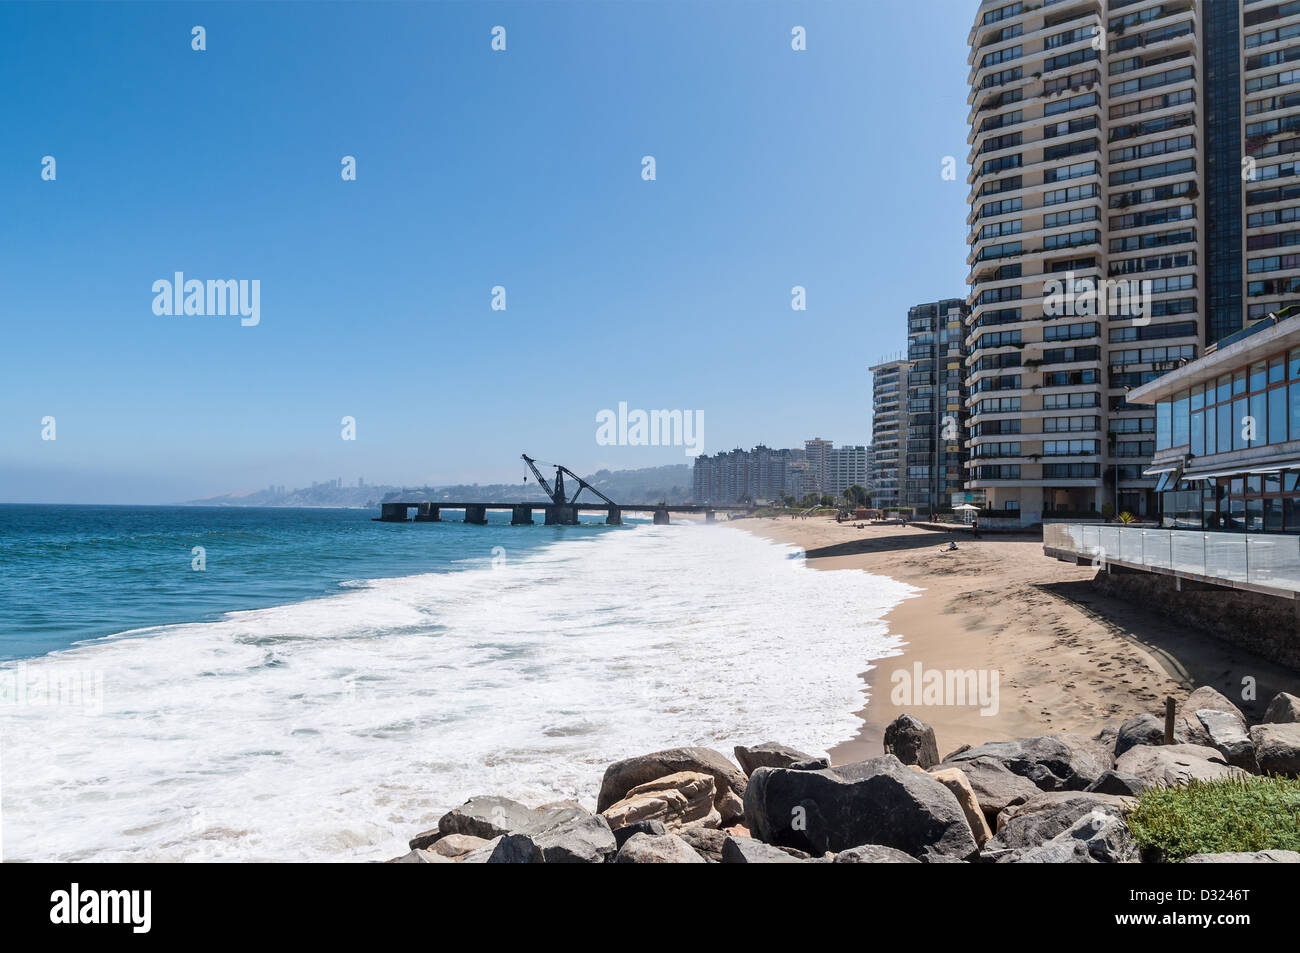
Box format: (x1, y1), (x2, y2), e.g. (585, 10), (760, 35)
(1, 0), (973, 503)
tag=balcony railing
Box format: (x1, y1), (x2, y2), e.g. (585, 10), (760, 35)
(1044, 523), (1300, 593)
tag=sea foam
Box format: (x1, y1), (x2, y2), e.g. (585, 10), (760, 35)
(0, 523), (914, 861)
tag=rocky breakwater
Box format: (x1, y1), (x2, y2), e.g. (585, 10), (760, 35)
(390, 689), (1300, 863)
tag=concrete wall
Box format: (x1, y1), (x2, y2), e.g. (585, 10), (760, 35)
(1092, 570), (1300, 673)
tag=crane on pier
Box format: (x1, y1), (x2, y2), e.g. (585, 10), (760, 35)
(522, 454), (618, 508)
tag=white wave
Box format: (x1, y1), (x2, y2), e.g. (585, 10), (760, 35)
(0, 523), (914, 862)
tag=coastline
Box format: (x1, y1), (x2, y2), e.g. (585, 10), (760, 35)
(739, 517), (1299, 763)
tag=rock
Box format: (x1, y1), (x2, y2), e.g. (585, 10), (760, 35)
(676, 826), (728, 863)
(455, 836), (503, 863)
(1264, 692), (1300, 724)
(1178, 687), (1247, 747)
(925, 766), (993, 847)
(832, 844), (921, 863)
(1116, 744), (1247, 787)
(598, 747), (747, 826)
(734, 742), (828, 775)
(883, 714), (940, 769)
(526, 812), (618, 863)
(1181, 686), (1247, 725)
(989, 792), (1135, 852)
(721, 835), (807, 863)
(1197, 709), (1258, 772)
(430, 833), (489, 858)
(743, 755), (978, 862)
(945, 734), (1106, 791)
(437, 795), (537, 839)
(486, 833), (545, 863)
(1115, 713), (1168, 758)
(601, 771), (718, 831)
(408, 828), (442, 851)
(1085, 770), (1148, 797)
(614, 832), (706, 864)
(1011, 809), (1137, 864)
(612, 819), (667, 849)
(1251, 723), (1300, 775)
(1184, 850), (1300, 863)
(941, 756), (1040, 826)
(943, 744), (972, 761)
(388, 848), (454, 863)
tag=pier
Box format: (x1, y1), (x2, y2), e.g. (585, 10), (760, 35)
(374, 453), (756, 526)
(374, 501), (753, 525)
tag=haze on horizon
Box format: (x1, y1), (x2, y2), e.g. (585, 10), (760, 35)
(1, 1), (971, 504)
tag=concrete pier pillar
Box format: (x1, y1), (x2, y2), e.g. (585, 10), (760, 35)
(379, 503), (410, 522)
(605, 507), (622, 525)
(511, 504), (535, 525)
(653, 506), (670, 525)
(464, 505), (488, 525)
(414, 502), (441, 522)
(705, 510), (716, 522)
(544, 504), (578, 525)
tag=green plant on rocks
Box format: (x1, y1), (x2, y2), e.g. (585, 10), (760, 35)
(1126, 775), (1300, 862)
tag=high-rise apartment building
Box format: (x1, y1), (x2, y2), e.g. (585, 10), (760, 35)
(904, 299), (972, 512)
(966, 0), (1300, 524)
(869, 358), (910, 508)
(826, 444), (870, 495)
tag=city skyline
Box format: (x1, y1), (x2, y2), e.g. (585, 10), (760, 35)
(1, 1), (971, 504)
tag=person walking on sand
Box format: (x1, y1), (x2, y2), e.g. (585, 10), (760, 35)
(971, 517), (980, 539)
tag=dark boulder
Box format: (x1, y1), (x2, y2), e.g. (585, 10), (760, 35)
(437, 795), (538, 839)
(945, 734), (1106, 791)
(1085, 770), (1148, 797)
(883, 714), (940, 769)
(734, 742), (828, 775)
(743, 755), (978, 862)
(1009, 809), (1137, 863)
(941, 756), (1040, 826)
(720, 836), (807, 863)
(987, 792), (1135, 854)
(612, 819), (667, 849)
(1115, 713), (1168, 758)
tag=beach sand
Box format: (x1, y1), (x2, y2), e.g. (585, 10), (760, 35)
(741, 517), (1298, 765)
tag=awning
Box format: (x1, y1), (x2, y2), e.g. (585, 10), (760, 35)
(1182, 464), (1291, 481)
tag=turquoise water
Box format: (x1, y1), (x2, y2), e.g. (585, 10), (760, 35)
(0, 504), (622, 661)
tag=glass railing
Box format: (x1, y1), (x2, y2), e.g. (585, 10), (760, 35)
(1043, 523), (1300, 592)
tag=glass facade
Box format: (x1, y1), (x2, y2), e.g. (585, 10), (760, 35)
(1204, 0), (1244, 344)
(1152, 344), (1300, 531)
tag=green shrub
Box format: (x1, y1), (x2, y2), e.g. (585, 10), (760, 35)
(1126, 775), (1300, 862)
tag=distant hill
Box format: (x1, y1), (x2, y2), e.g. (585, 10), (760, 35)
(182, 464), (694, 508)
(379, 464), (693, 506)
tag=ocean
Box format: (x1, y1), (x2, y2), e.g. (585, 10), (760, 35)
(0, 504), (913, 861)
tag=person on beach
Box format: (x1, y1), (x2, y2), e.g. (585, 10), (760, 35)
(971, 517), (980, 539)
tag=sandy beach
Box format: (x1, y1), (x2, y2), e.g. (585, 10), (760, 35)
(741, 517), (1298, 765)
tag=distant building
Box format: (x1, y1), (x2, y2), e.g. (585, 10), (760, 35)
(692, 445), (803, 503)
(870, 358), (910, 509)
(691, 440), (863, 502)
(827, 444), (869, 496)
(905, 298), (971, 513)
